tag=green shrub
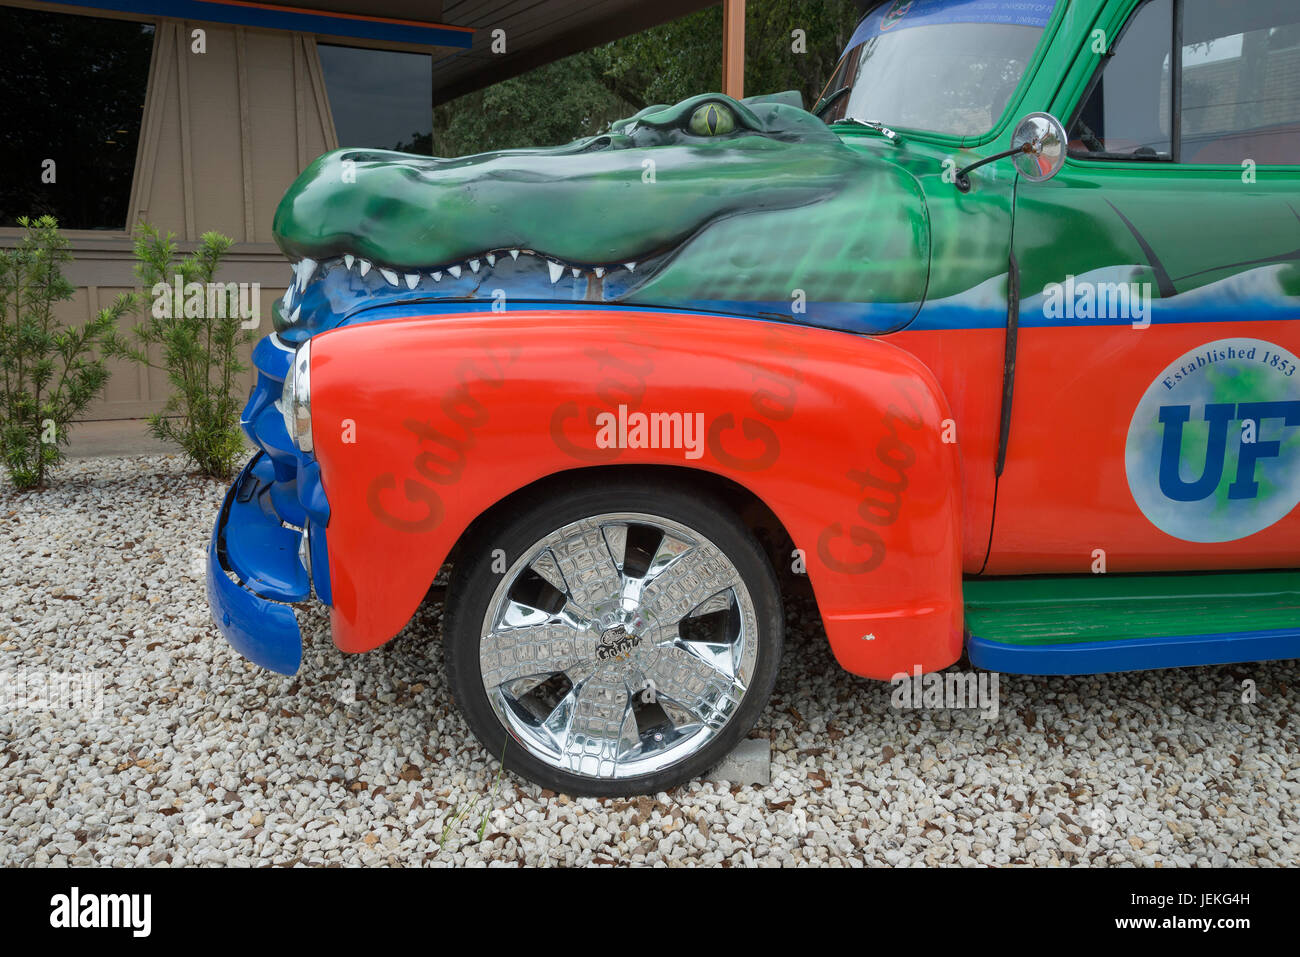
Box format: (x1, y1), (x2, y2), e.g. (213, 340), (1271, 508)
(109, 224), (253, 480)
(0, 216), (127, 490)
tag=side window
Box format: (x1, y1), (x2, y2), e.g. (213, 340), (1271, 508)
(1070, 0), (1172, 158)
(1181, 2), (1300, 164)
(1070, 0), (1300, 164)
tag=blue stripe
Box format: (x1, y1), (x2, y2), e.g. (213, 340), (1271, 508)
(331, 298), (820, 331)
(844, 0), (1057, 56)
(42, 0), (473, 48)
(967, 628), (1300, 675)
(287, 294), (1298, 340)
(906, 297), (1299, 331)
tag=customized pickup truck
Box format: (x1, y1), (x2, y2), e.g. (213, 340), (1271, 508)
(208, 0), (1300, 795)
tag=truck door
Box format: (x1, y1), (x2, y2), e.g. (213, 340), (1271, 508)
(990, 0), (1300, 573)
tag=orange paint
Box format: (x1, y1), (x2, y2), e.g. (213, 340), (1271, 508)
(310, 310), (965, 680)
(986, 319), (1300, 573)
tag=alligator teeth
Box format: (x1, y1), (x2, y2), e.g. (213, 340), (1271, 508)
(323, 253), (641, 291)
(288, 304), (301, 324)
(281, 287), (293, 309)
(295, 258), (317, 290)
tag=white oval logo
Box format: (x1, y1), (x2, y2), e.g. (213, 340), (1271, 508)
(1125, 337), (1300, 543)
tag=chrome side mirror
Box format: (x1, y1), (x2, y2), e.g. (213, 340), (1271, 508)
(955, 111), (1068, 192)
(1010, 112), (1067, 182)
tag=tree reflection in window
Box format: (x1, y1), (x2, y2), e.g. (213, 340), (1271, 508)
(0, 7), (154, 229)
(318, 44), (433, 154)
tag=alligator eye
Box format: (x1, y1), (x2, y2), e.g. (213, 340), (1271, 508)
(689, 103), (735, 136)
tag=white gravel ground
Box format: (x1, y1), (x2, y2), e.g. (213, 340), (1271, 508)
(1, 453), (1298, 867)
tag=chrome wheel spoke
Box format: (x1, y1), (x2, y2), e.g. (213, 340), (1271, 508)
(688, 590), (733, 618)
(548, 519), (626, 613)
(482, 600), (595, 688)
(641, 636), (745, 732)
(601, 523), (629, 571)
(644, 531), (693, 580)
(545, 670), (638, 779)
(480, 620), (581, 689)
(673, 635), (740, 682)
(527, 547), (568, 594)
(639, 544), (739, 628)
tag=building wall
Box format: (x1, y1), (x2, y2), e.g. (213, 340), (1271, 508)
(4, 3), (341, 419)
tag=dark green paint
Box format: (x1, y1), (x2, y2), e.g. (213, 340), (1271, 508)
(964, 571), (1300, 645)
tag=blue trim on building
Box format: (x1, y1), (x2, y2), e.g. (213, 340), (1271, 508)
(968, 628), (1300, 675)
(42, 0), (474, 47)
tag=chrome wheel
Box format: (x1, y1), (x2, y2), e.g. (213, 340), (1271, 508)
(479, 512), (759, 781)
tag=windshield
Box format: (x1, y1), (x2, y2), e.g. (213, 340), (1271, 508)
(818, 0), (1058, 137)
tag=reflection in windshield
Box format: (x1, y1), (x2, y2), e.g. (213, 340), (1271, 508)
(819, 0), (1056, 138)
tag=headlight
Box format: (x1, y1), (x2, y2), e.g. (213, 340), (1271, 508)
(281, 339), (313, 452)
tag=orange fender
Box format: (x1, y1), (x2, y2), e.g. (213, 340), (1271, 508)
(310, 309), (963, 680)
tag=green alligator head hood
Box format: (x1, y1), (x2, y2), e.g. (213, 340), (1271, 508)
(271, 92), (930, 339)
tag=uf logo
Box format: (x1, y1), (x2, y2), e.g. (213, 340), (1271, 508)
(1127, 338), (1300, 543)
(1158, 401), (1300, 502)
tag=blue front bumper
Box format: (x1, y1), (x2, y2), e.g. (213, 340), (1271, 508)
(207, 452), (307, 674)
(206, 335), (331, 675)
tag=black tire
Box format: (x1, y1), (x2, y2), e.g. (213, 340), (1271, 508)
(444, 474), (783, 797)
